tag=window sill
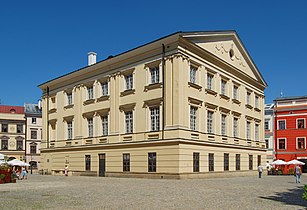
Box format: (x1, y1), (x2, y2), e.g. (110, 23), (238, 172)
(64, 104), (74, 109)
(188, 82), (202, 91)
(220, 94), (230, 100)
(121, 89), (135, 96)
(245, 104), (253, 109)
(83, 99), (95, 105)
(205, 88), (217, 96)
(97, 95), (110, 102)
(232, 99), (241, 105)
(254, 107), (261, 112)
(144, 83), (162, 92)
(48, 108), (57, 114)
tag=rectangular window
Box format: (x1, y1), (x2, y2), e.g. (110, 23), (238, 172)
(125, 111), (133, 133)
(88, 118), (93, 137)
(257, 155), (261, 167)
(88, 86), (94, 99)
(148, 152), (156, 172)
(190, 106), (197, 131)
(17, 124), (23, 133)
(236, 154), (240, 170)
(125, 74), (133, 90)
(31, 130), (37, 139)
(85, 155), (91, 171)
(209, 153), (214, 172)
(207, 111), (214, 133)
(150, 66), (159, 84)
(233, 85), (238, 100)
(221, 80), (227, 95)
(297, 137), (306, 149)
(101, 82), (108, 96)
(1, 139), (8, 150)
(207, 74), (214, 90)
(233, 117), (238, 138)
(278, 120), (286, 130)
(224, 153), (229, 171)
(67, 122), (73, 140)
(264, 119), (269, 130)
(150, 107), (160, 131)
(17, 139), (23, 150)
(221, 114), (226, 136)
(255, 96), (259, 108)
(246, 121), (251, 139)
(30, 145), (36, 154)
(1, 123), (8, 132)
(193, 152), (200, 172)
(278, 138), (286, 150)
(247, 92), (251, 105)
(67, 93), (72, 105)
(123, 153), (130, 172)
(249, 155), (253, 170)
(265, 139), (269, 149)
(190, 66), (197, 84)
(32, 118), (37, 124)
(102, 116), (108, 136)
(255, 124), (259, 141)
(297, 119), (305, 129)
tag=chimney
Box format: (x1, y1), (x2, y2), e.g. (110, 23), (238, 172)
(88, 52), (97, 66)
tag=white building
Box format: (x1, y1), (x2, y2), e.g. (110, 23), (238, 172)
(264, 103), (274, 164)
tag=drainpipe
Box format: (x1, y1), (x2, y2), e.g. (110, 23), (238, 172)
(162, 44), (165, 140)
(46, 86), (50, 149)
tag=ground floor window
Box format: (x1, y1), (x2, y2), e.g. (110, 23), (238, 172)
(209, 153), (214, 172)
(224, 153), (229, 171)
(148, 152), (156, 172)
(123, 153), (130, 172)
(249, 155), (253, 170)
(236, 154), (240, 170)
(257, 155), (261, 167)
(29, 161), (37, 169)
(85, 155), (91, 171)
(193, 152), (199, 172)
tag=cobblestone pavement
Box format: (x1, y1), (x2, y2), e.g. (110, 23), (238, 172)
(0, 174), (306, 210)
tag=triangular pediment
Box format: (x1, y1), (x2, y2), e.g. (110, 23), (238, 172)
(181, 32), (266, 87)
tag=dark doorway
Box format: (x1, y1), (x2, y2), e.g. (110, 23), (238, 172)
(301, 159), (307, 173)
(98, 153), (106, 177)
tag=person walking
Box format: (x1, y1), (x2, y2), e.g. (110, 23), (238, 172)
(21, 167), (27, 180)
(64, 165), (68, 176)
(258, 164), (263, 178)
(294, 165), (302, 183)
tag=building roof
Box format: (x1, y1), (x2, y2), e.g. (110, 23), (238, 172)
(24, 103), (42, 115)
(0, 105), (24, 114)
(274, 96), (307, 102)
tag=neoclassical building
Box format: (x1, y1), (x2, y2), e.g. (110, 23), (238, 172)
(39, 31), (267, 178)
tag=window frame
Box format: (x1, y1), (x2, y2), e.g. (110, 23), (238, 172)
(221, 79), (227, 96)
(209, 153), (214, 172)
(207, 110), (214, 134)
(85, 155), (91, 171)
(30, 145), (37, 154)
(224, 153), (229, 171)
(278, 138), (286, 150)
(125, 111), (133, 134)
(148, 152), (156, 172)
(190, 66), (197, 84)
(150, 106), (160, 131)
(87, 86), (94, 100)
(1, 123), (8, 133)
(101, 115), (108, 136)
(67, 92), (73, 105)
(125, 74), (133, 90)
(236, 154), (240, 171)
(17, 124), (23, 134)
(255, 124), (259, 141)
(88, 118), (94, 137)
(123, 153), (130, 172)
(233, 85), (239, 100)
(150, 66), (160, 84)
(190, 106), (197, 131)
(233, 117), (239, 138)
(249, 155), (253, 170)
(31, 130), (37, 139)
(297, 118), (305, 129)
(264, 119), (270, 130)
(207, 73), (214, 90)
(16, 139), (23, 150)
(193, 152), (200, 172)
(296, 137), (306, 150)
(277, 120), (286, 130)
(221, 114), (227, 136)
(101, 81), (109, 96)
(246, 121), (251, 140)
(67, 121), (73, 140)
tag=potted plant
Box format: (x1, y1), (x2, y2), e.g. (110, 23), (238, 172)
(0, 174), (5, 184)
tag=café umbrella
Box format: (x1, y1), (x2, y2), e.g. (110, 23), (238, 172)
(8, 159), (30, 167)
(287, 159), (305, 165)
(0, 153), (4, 160)
(271, 159), (287, 165)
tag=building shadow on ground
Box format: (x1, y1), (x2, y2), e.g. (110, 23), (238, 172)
(259, 186), (307, 209)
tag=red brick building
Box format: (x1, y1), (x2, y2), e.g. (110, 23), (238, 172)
(274, 96), (307, 173)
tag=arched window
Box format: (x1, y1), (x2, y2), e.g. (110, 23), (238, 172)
(29, 161), (37, 169)
(1, 136), (9, 150)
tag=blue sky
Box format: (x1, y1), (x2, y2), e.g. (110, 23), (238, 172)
(0, 1), (306, 106)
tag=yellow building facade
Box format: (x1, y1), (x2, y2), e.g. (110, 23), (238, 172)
(39, 31), (267, 178)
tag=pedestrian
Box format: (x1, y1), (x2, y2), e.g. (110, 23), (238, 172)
(64, 165), (68, 176)
(21, 167), (27, 180)
(258, 164), (263, 178)
(294, 165), (302, 183)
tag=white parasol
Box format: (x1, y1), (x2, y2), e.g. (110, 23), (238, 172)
(8, 159), (30, 167)
(271, 159), (288, 165)
(287, 159), (305, 165)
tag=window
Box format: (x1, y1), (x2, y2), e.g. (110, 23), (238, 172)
(278, 120), (286, 130)
(297, 119), (305, 129)
(150, 107), (160, 131)
(150, 66), (159, 84)
(236, 154), (240, 170)
(87, 86), (94, 99)
(17, 124), (23, 133)
(246, 121), (251, 140)
(207, 74), (214, 90)
(221, 114), (226, 136)
(265, 139), (269, 149)
(224, 153), (229, 171)
(30, 145), (37, 154)
(233, 117), (238, 138)
(255, 124), (259, 141)
(32, 118), (37, 124)
(148, 152), (156, 172)
(1, 123), (8, 132)
(233, 85), (239, 100)
(193, 152), (200, 172)
(264, 119), (269, 130)
(31, 130), (37, 139)
(102, 116), (108, 136)
(1, 137), (8, 150)
(67, 122), (73, 140)
(67, 93), (72, 105)
(125, 111), (133, 133)
(190, 66), (197, 84)
(88, 118), (93, 137)
(278, 138), (286, 150)
(190, 106), (197, 131)
(123, 153), (130, 172)
(125, 74), (133, 90)
(17, 139), (23, 150)
(249, 155), (253, 170)
(209, 153), (214, 172)
(297, 137), (306, 149)
(85, 155), (91, 171)
(255, 96), (259, 108)
(221, 80), (227, 95)
(101, 82), (108, 96)
(29, 161), (37, 169)
(257, 155), (261, 167)
(207, 111), (214, 133)
(246, 92), (251, 105)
